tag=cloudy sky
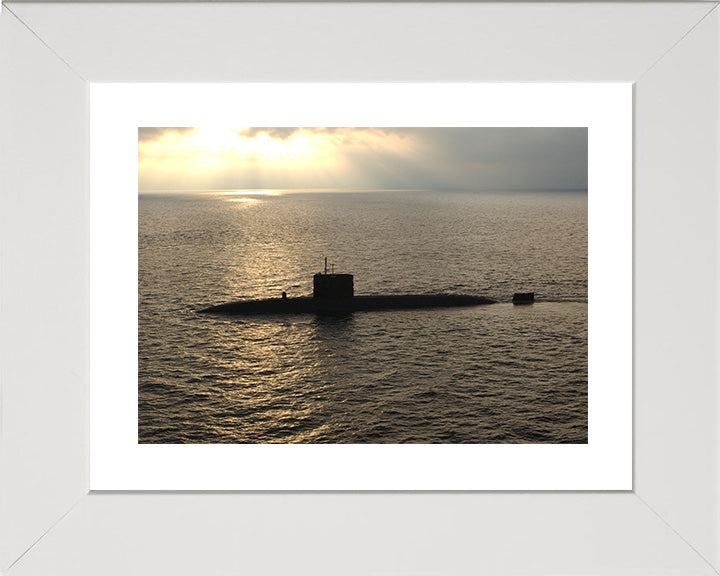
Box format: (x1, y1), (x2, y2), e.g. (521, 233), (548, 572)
(138, 127), (587, 192)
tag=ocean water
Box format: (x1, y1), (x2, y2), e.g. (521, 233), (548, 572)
(139, 190), (587, 443)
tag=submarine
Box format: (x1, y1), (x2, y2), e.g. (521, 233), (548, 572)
(199, 258), (496, 316)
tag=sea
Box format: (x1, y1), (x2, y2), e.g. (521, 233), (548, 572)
(139, 190), (588, 444)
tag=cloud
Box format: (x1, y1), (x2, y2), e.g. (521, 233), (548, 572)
(138, 127), (587, 192)
(239, 128), (299, 140)
(138, 127), (197, 142)
(237, 127), (369, 141)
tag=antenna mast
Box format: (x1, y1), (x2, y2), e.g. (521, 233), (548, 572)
(324, 257), (328, 275)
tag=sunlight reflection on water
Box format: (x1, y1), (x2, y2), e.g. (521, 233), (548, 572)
(139, 190), (588, 444)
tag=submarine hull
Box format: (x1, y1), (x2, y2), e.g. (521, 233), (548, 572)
(200, 294), (495, 316)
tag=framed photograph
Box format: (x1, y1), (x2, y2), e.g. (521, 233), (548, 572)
(90, 83), (630, 491)
(2, 2), (718, 575)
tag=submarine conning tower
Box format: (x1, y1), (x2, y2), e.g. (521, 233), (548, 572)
(313, 257), (353, 298)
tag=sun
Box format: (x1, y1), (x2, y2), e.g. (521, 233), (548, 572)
(138, 127), (418, 191)
(186, 127), (326, 162)
(188, 127), (239, 150)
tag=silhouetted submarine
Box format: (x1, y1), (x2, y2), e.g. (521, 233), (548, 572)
(200, 259), (497, 316)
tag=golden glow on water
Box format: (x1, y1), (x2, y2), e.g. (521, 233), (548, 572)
(219, 190), (284, 200)
(217, 190), (287, 206)
(227, 197), (260, 205)
(223, 189), (282, 196)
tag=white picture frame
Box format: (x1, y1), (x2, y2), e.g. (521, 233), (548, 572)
(1, 2), (719, 574)
(90, 83), (630, 491)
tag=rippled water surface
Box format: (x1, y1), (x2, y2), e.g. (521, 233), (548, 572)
(139, 190), (587, 443)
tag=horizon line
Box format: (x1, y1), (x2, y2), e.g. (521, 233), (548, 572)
(138, 187), (589, 194)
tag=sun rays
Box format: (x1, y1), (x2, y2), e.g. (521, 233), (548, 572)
(138, 127), (418, 192)
(137, 127), (589, 193)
